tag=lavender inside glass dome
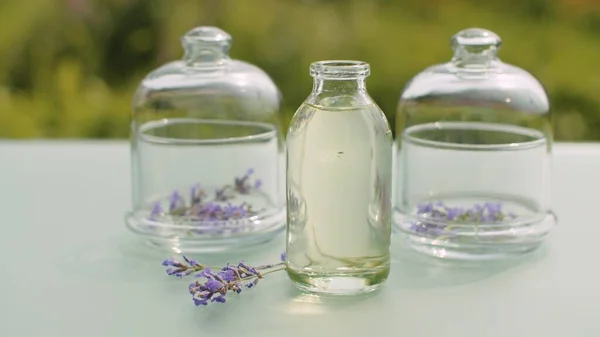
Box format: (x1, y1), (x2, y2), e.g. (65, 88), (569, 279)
(408, 201), (518, 237)
(141, 169), (276, 235)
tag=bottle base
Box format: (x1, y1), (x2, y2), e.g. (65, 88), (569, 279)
(287, 268), (389, 296)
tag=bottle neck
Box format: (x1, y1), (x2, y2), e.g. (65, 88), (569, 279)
(312, 77), (366, 94)
(307, 61), (372, 107)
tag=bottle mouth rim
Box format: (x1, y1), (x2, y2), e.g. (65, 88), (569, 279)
(310, 60), (370, 79)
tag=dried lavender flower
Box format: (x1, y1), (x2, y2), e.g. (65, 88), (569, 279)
(169, 191), (184, 212)
(149, 202), (163, 220)
(163, 253), (287, 307)
(162, 256), (201, 278)
(409, 201), (518, 236)
(234, 168), (257, 194)
(416, 201), (516, 223)
(148, 169), (263, 225)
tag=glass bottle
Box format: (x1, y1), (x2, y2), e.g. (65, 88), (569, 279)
(394, 28), (556, 260)
(125, 26), (286, 253)
(286, 61), (393, 295)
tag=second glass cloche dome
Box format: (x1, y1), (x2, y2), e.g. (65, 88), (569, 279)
(394, 28), (556, 260)
(126, 26), (286, 253)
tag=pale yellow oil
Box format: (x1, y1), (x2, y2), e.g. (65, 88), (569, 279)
(286, 102), (393, 295)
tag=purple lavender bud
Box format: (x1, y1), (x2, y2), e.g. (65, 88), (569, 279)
(417, 203), (433, 214)
(203, 202), (217, 214)
(205, 279), (224, 293)
(232, 282), (243, 294)
(446, 208), (460, 221)
(196, 292), (211, 302)
(150, 202), (163, 219)
(480, 213), (494, 222)
(254, 179), (262, 189)
(408, 222), (418, 232)
(169, 191), (184, 211)
(193, 298), (209, 306)
(484, 202), (501, 213)
(246, 278), (259, 288)
(162, 258), (175, 266)
(182, 256), (199, 267)
(195, 268), (212, 278)
(234, 170), (254, 194)
(214, 187), (234, 202)
(238, 261), (258, 276)
(223, 203), (234, 217)
(218, 269), (237, 282)
(280, 252), (286, 261)
(190, 184), (203, 204)
(411, 223), (428, 234)
(212, 295), (226, 303)
(235, 179), (248, 194)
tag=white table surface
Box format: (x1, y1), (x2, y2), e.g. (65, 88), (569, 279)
(1, 141), (599, 337)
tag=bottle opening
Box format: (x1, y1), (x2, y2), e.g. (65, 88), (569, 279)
(310, 60), (370, 80)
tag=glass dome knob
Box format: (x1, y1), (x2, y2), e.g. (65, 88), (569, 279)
(450, 28), (502, 68)
(451, 28), (502, 48)
(181, 26), (232, 66)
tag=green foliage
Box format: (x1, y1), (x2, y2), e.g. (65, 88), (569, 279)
(0, 0), (598, 140)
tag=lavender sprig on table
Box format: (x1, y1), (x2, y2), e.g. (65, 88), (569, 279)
(149, 169), (262, 222)
(163, 253), (287, 307)
(410, 201), (517, 236)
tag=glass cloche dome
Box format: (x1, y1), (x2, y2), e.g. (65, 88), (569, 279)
(125, 26), (286, 253)
(393, 28), (556, 260)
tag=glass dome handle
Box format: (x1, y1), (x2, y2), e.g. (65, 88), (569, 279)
(450, 28), (502, 68)
(181, 26), (232, 67)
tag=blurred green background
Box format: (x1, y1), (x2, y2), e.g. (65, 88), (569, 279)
(1, 0), (599, 140)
